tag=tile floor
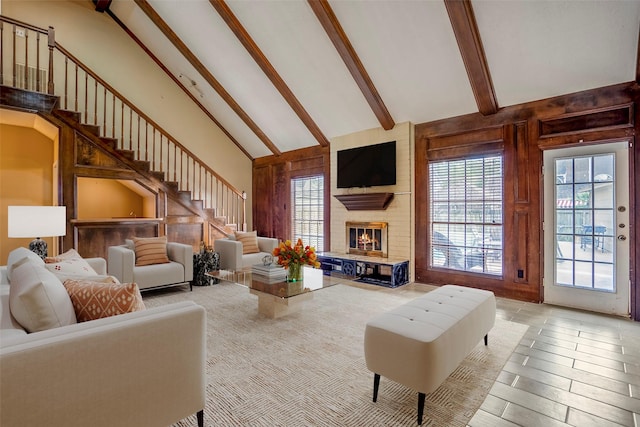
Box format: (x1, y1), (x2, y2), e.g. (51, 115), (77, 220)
(468, 297), (640, 427)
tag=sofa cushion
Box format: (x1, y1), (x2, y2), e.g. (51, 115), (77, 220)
(44, 256), (99, 282)
(63, 279), (146, 322)
(9, 259), (77, 332)
(6, 247), (44, 283)
(131, 262), (185, 290)
(235, 230), (260, 254)
(0, 283), (27, 341)
(133, 236), (170, 266)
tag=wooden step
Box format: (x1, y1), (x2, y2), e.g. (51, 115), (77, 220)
(117, 149), (135, 161)
(164, 181), (179, 192)
(80, 123), (101, 137)
(133, 160), (150, 172)
(191, 199), (203, 210)
(55, 109), (81, 122)
(150, 170), (165, 181)
(177, 191), (192, 204)
(99, 137), (118, 150)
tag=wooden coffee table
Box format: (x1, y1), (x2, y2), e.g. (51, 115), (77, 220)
(248, 266), (337, 318)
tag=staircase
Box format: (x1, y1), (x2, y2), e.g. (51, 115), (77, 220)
(0, 16), (245, 248)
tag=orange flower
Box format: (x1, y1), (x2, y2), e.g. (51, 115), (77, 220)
(272, 238), (320, 269)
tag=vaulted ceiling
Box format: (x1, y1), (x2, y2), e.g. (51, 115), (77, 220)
(105, 0), (640, 159)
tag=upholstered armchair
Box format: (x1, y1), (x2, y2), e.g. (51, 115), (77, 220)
(108, 237), (194, 291)
(214, 231), (278, 271)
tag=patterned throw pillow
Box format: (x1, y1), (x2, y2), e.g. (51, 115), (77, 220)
(63, 279), (146, 322)
(44, 257), (98, 282)
(234, 230), (260, 254)
(45, 248), (82, 263)
(133, 236), (170, 266)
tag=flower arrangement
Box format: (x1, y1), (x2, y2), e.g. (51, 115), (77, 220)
(272, 238), (320, 281)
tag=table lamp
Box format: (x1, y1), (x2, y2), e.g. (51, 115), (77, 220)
(8, 206), (67, 259)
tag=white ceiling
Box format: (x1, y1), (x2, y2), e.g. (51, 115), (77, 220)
(109, 0), (640, 159)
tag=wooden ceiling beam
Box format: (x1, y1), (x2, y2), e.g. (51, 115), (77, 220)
(444, 0), (499, 116)
(308, 0), (395, 131)
(210, 0), (329, 147)
(104, 8), (252, 159)
(134, 0), (281, 157)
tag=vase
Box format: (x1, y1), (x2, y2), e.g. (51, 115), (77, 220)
(287, 263), (303, 282)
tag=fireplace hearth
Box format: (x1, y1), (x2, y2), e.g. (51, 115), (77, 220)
(346, 221), (388, 258)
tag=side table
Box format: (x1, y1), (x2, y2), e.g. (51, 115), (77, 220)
(193, 251), (220, 286)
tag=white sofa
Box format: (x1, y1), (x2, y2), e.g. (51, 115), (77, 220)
(0, 248), (206, 427)
(107, 240), (194, 291)
(215, 235), (278, 271)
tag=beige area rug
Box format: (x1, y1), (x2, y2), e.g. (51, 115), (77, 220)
(143, 281), (528, 427)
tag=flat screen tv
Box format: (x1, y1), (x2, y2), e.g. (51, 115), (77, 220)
(337, 141), (396, 188)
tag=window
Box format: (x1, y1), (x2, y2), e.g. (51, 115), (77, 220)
(291, 175), (324, 251)
(429, 156), (503, 275)
(555, 153), (615, 291)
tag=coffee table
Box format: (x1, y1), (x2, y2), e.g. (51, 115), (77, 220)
(249, 267), (338, 318)
(207, 266), (339, 318)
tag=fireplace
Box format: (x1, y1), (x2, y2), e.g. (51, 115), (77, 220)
(346, 222), (388, 258)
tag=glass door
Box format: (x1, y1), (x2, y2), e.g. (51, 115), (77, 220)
(543, 142), (630, 316)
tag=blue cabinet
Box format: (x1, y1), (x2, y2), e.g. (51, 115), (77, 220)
(317, 253), (409, 288)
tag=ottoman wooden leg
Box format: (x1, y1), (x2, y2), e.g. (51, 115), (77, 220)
(417, 392), (425, 425)
(484, 333), (488, 345)
(373, 373), (380, 402)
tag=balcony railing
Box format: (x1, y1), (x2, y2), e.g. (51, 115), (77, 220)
(0, 15), (245, 230)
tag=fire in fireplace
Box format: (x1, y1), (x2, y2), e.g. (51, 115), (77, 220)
(346, 221), (388, 257)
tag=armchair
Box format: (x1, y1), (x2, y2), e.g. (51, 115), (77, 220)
(108, 240), (194, 291)
(214, 233), (278, 271)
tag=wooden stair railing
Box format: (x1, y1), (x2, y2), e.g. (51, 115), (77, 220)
(0, 16), (246, 234)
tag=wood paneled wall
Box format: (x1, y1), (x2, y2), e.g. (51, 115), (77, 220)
(252, 145), (330, 245)
(51, 116), (206, 257)
(415, 82), (639, 311)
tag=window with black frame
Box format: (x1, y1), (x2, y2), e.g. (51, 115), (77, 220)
(429, 156), (503, 275)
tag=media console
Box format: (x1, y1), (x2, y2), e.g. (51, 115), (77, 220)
(316, 252), (409, 288)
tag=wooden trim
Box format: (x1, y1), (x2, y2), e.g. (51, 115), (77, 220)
(308, 0), (395, 130)
(133, 0), (281, 156)
(104, 9), (252, 159)
(211, 0), (329, 148)
(538, 103), (634, 139)
(444, 0), (498, 116)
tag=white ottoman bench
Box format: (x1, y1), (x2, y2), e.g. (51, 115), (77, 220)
(364, 285), (496, 425)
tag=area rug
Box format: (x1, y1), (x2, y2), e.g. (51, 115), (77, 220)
(143, 281), (528, 427)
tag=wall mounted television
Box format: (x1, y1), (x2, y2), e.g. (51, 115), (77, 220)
(337, 141), (396, 188)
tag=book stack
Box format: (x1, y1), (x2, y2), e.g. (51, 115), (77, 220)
(251, 263), (287, 281)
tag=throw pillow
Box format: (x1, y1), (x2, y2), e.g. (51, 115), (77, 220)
(63, 279), (146, 322)
(10, 259), (77, 332)
(44, 257), (98, 283)
(235, 231), (260, 254)
(7, 247), (45, 283)
(133, 236), (170, 266)
(45, 248), (82, 263)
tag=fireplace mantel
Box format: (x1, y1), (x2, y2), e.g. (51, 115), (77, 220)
(334, 193), (394, 210)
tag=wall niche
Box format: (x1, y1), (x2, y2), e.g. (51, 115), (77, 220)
(76, 177), (156, 219)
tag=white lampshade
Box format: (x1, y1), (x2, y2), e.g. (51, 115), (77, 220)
(8, 206), (67, 238)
